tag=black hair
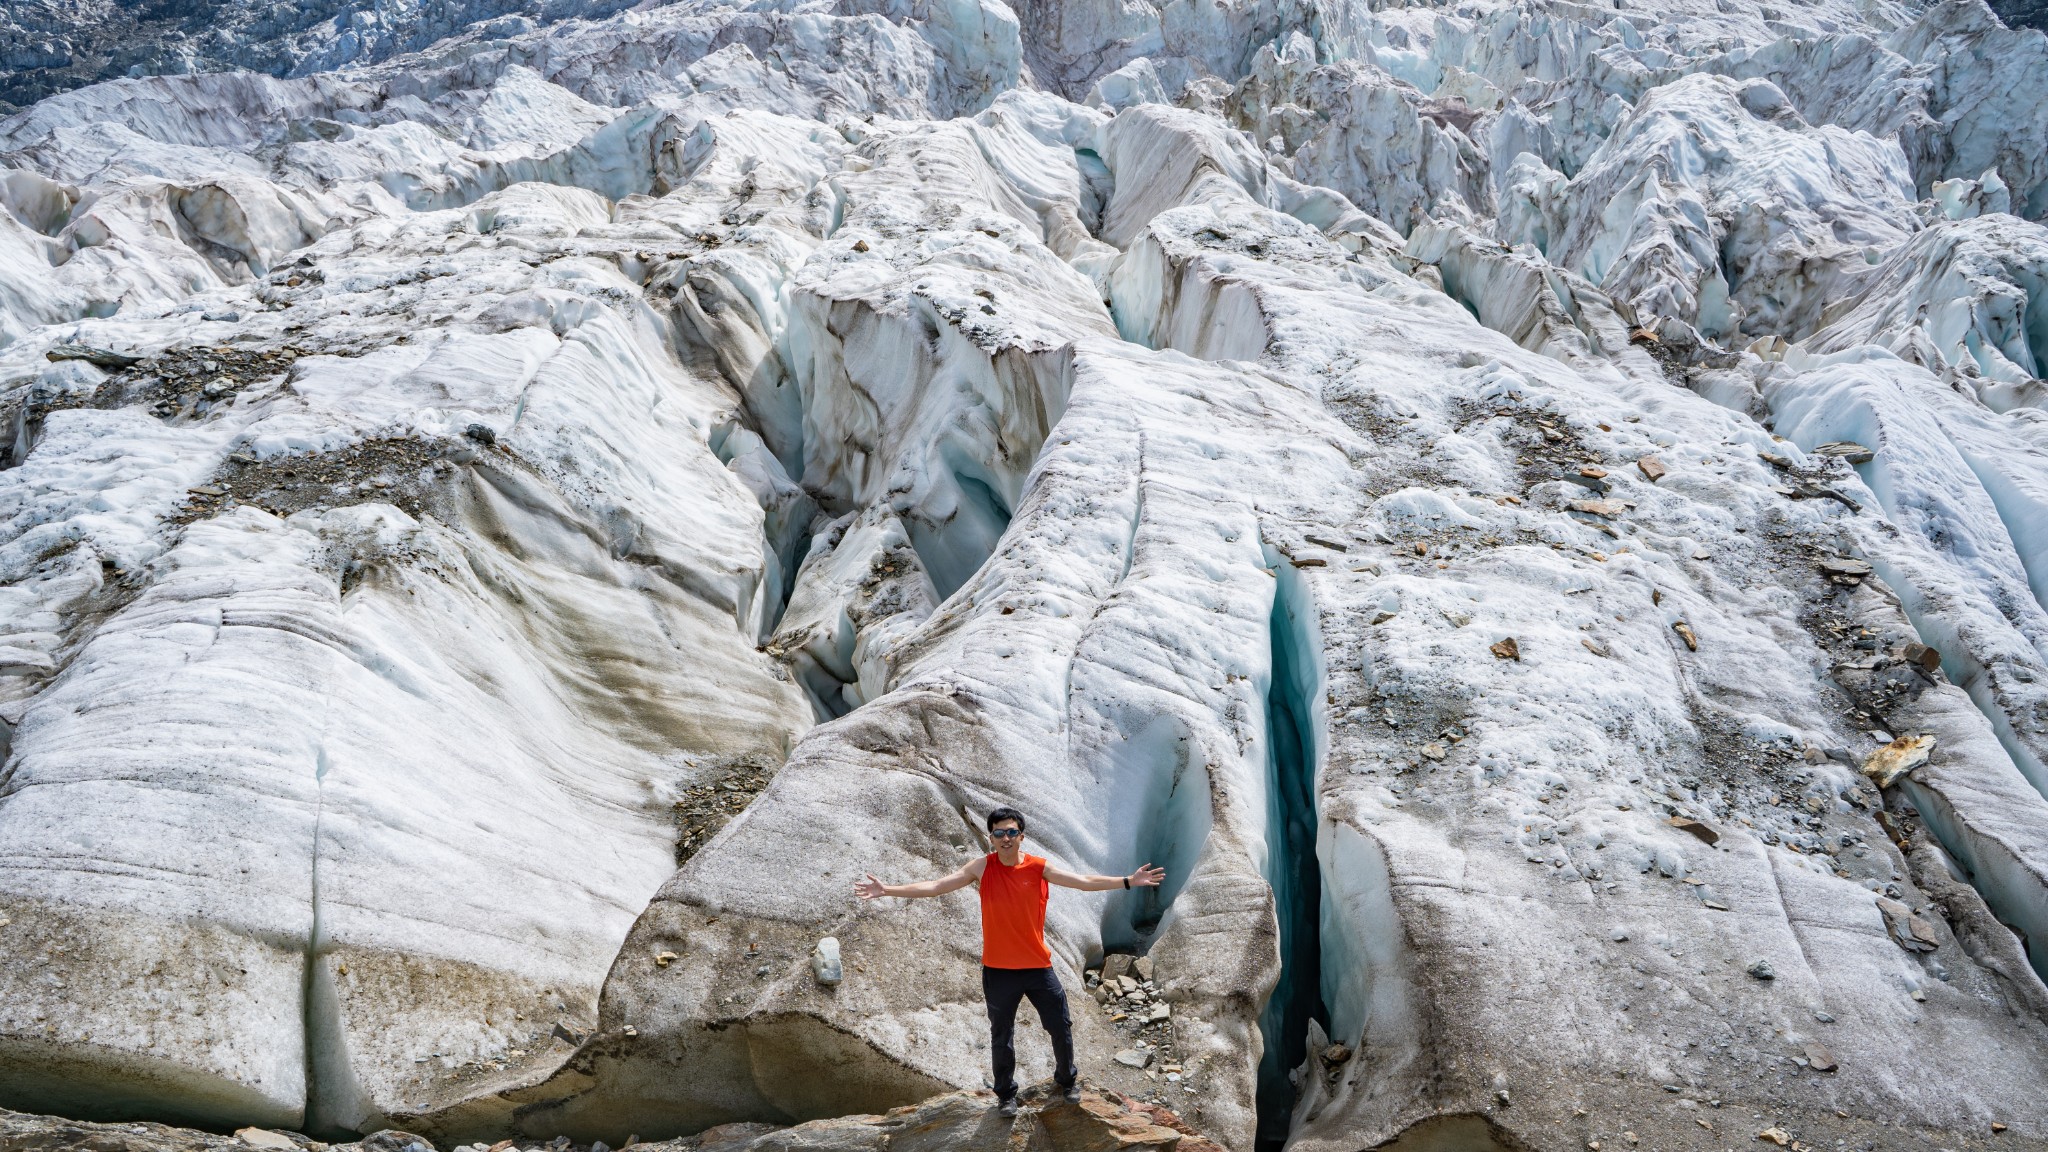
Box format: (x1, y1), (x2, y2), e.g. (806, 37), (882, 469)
(986, 806), (1026, 833)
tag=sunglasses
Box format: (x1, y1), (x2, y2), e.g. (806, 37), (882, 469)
(990, 828), (1024, 840)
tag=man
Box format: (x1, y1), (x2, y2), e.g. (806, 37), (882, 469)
(855, 806), (1165, 1115)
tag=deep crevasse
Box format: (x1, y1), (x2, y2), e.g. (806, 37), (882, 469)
(1254, 556), (1327, 1152)
(5, 0), (2048, 1148)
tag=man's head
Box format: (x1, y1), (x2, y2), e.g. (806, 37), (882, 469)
(987, 806), (1026, 847)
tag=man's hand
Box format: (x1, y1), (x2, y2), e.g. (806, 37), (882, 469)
(855, 860), (981, 900)
(1045, 862), (1168, 892)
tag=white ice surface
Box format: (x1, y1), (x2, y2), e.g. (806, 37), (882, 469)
(2, 0), (2048, 1146)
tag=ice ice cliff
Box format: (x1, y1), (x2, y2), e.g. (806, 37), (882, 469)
(4, 0), (2048, 1149)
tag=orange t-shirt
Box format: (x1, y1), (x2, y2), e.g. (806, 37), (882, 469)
(979, 853), (1053, 969)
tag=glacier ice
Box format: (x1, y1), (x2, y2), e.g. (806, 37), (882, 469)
(1805, 215), (2048, 406)
(3, 0), (2048, 1147)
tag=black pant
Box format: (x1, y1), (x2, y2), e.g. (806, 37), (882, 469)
(983, 965), (1076, 1099)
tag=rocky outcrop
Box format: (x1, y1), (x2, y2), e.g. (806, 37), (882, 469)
(1, 1091), (1226, 1152)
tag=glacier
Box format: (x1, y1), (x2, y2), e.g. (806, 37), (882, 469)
(3, 0), (2048, 1149)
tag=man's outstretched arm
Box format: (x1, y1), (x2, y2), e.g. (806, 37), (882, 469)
(1044, 862), (1165, 892)
(855, 856), (984, 900)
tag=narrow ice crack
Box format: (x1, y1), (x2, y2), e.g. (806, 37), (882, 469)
(1255, 558), (1328, 1152)
(1950, 441), (2048, 620)
(1866, 551), (2048, 797)
(1059, 435), (1146, 737)
(1117, 435), (1147, 588)
(302, 742), (334, 1136)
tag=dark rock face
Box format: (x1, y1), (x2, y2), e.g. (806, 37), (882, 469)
(0, 1109), (305, 1152)
(1989, 0), (2048, 28)
(0, 0), (637, 113)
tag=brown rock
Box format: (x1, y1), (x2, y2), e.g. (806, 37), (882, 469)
(1491, 637), (1521, 661)
(1904, 642), (1941, 671)
(1876, 896), (1939, 952)
(1804, 1041), (1838, 1072)
(1666, 817), (1720, 845)
(1568, 498), (1629, 517)
(1863, 734), (1935, 788)
(1672, 622), (1698, 651)
(632, 1087), (1228, 1151)
(1041, 1092), (1217, 1151)
(1813, 441), (1874, 464)
(1907, 914), (1941, 948)
(1637, 455), (1668, 482)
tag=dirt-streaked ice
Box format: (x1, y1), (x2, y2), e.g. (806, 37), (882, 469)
(3, 0), (2048, 1147)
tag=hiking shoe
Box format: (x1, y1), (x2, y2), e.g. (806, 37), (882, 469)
(997, 1097), (1019, 1117)
(1061, 1083), (1082, 1104)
